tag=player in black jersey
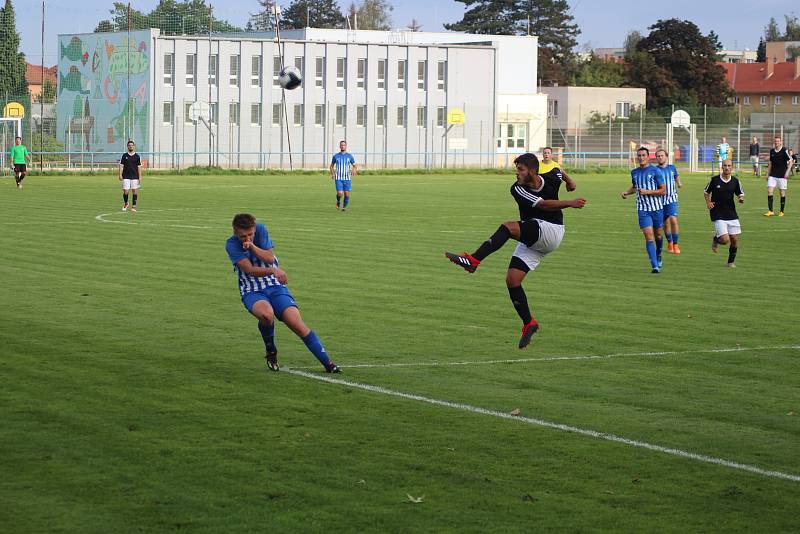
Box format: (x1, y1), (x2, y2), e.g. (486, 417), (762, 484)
(704, 160), (745, 268)
(445, 153), (586, 348)
(764, 135), (791, 217)
(119, 140), (142, 212)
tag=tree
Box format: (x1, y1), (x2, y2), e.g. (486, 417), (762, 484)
(623, 30), (642, 60)
(407, 18), (422, 32)
(707, 30), (723, 52)
(354, 0), (393, 31)
(0, 0), (29, 99)
(784, 14), (800, 40)
(756, 37), (766, 62)
(95, 0), (241, 35)
(38, 78), (56, 103)
(246, 1), (277, 31)
(764, 17), (781, 41)
(571, 54), (626, 87)
(788, 45), (800, 60)
(444, 0), (515, 35)
(630, 19), (731, 108)
(280, 0), (346, 30)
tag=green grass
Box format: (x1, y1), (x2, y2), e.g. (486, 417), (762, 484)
(1, 171), (798, 533)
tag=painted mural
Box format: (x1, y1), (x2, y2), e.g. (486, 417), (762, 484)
(56, 30), (151, 162)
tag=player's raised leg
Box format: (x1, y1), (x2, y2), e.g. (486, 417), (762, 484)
(445, 221), (519, 273)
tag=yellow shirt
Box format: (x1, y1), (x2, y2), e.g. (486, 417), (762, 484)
(539, 160), (560, 174)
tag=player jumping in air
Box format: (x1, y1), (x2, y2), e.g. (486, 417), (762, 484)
(656, 149), (682, 254)
(622, 147), (666, 273)
(444, 153), (586, 348)
(705, 160), (745, 268)
(226, 213), (341, 373)
(10, 137), (31, 189)
(329, 140), (357, 211)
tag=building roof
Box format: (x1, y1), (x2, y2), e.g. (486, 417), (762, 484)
(26, 63), (57, 85)
(722, 59), (800, 94)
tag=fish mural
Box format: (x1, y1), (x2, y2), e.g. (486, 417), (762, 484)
(109, 99), (148, 144)
(91, 43), (101, 73)
(59, 66), (90, 95)
(105, 40), (149, 78)
(60, 36), (85, 62)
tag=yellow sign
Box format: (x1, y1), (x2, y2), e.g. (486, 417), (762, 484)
(3, 102), (25, 118)
(447, 108), (465, 125)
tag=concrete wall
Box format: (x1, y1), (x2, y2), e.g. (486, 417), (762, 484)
(541, 86), (647, 131)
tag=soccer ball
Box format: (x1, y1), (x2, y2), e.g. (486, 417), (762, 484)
(278, 66), (302, 90)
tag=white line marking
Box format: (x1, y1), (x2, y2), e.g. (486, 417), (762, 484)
(290, 345), (800, 370)
(285, 368), (800, 483)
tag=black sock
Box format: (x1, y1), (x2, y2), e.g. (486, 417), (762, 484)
(780, 196), (785, 213)
(768, 195), (774, 211)
(19, 173), (25, 183)
(507, 285), (532, 324)
(132, 193), (138, 207)
(728, 246), (737, 264)
(15, 174), (20, 184)
(123, 193), (129, 203)
(473, 225), (511, 261)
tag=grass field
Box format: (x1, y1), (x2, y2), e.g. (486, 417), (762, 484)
(1, 169), (799, 533)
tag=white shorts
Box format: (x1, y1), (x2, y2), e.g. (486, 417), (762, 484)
(714, 219), (741, 237)
(750, 155), (759, 164)
(512, 220), (565, 271)
(767, 176), (788, 190)
(122, 179), (140, 190)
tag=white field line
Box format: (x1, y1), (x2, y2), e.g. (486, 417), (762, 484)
(286, 368), (800, 483)
(289, 344), (800, 370)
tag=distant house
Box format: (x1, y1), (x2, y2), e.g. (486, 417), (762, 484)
(540, 86), (647, 132)
(721, 57), (800, 112)
(26, 63), (57, 99)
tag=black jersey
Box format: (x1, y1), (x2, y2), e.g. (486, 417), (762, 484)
(510, 168), (564, 225)
(769, 147), (791, 177)
(120, 152), (141, 179)
(704, 174), (744, 221)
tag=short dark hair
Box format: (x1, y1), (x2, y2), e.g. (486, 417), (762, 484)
(15, 136), (21, 140)
(637, 147), (650, 155)
(542, 146), (553, 152)
(232, 213), (256, 230)
(513, 153), (539, 173)
(127, 140), (135, 145)
(655, 148), (667, 156)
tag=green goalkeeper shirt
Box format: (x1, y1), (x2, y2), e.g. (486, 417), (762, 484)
(11, 145), (28, 164)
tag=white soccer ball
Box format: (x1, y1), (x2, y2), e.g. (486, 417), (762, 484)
(278, 66), (302, 90)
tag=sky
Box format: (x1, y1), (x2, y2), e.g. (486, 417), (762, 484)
(14, 0), (800, 64)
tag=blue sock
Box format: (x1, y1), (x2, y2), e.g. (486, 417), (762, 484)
(655, 237), (663, 257)
(672, 233), (679, 244)
(645, 240), (658, 268)
(336, 194), (342, 207)
(665, 232), (673, 244)
(302, 330), (331, 367)
(343, 195), (350, 209)
(257, 321), (275, 350)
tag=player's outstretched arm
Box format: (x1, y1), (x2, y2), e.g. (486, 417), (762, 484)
(536, 198), (586, 210)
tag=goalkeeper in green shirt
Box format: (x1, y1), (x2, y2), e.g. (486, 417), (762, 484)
(10, 137), (31, 188)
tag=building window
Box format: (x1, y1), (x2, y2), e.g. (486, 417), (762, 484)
(760, 95), (767, 105)
(335, 104), (346, 126)
(295, 57), (304, 72)
(315, 104), (325, 126)
(357, 58), (366, 89)
(337, 58), (346, 88)
(417, 60), (426, 90)
(251, 103), (262, 126)
(436, 106), (446, 127)
(356, 105), (366, 126)
(163, 101), (173, 125)
(229, 102), (239, 126)
(185, 54), (196, 86)
(416, 106), (426, 127)
(377, 59), (386, 89)
(210, 103), (218, 124)
(293, 104), (304, 126)
(315, 57), (324, 88)
(163, 53), (174, 85)
(251, 56), (262, 87)
(734, 96), (740, 104)
(272, 103), (282, 126)
(775, 95), (782, 105)
(548, 99), (559, 118)
(396, 106), (406, 127)
(229, 55), (240, 86)
(273, 56), (282, 87)
(184, 102), (194, 124)
(376, 105), (386, 127)
(793, 96), (799, 105)
(744, 96), (750, 105)
(437, 61), (446, 90)
(497, 123), (527, 149)
(397, 60), (406, 90)
(209, 54), (218, 86)
(615, 101), (631, 119)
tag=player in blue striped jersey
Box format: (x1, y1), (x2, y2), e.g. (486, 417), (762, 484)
(656, 149), (682, 254)
(622, 147), (666, 273)
(329, 140), (357, 211)
(225, 213), (340, 373)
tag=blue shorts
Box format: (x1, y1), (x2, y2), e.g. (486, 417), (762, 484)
(241, 286), (298, 319)
(663, 202), (678, 218)
(335, 179), (352, 192)
(638, 209), (664, 229)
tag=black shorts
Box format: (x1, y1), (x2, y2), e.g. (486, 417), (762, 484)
(517, 220), (541, 247)
(14, 164), (26, 173)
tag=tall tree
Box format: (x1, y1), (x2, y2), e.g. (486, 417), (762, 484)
(784, 14), (800, 40)
(407, 18), (422, 32)
(0, 0), (29, 99)
(95, 0), (241, 34)
(444, 0), (515, 35)
(764, 17), (781, 41)
(629, 19), (730, 108)
(623, 30), (642, 60)
(707, 30), (723, 52)
(280, 0), (346, 30)
(571, 53), (626, 87)
(354, 0), (393, 31)
(246, 1), (277, 31)
(756, 37), (766, 62)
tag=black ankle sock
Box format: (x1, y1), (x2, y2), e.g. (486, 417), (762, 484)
(507, 285), (532, 324)
(132, 194), (138, 206)
(123, 193), (129, 203)
(768, 195), (774, 211)
(473, 225), (512, 261)
(780, 196), (785, 212)
(728, 246), (737, 264)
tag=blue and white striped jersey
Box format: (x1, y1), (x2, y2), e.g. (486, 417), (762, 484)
(660, 164), (680, 205)
(225, 223), (283, 296)
(331, 152), (356, 181)
(630, 165), (665, 211)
